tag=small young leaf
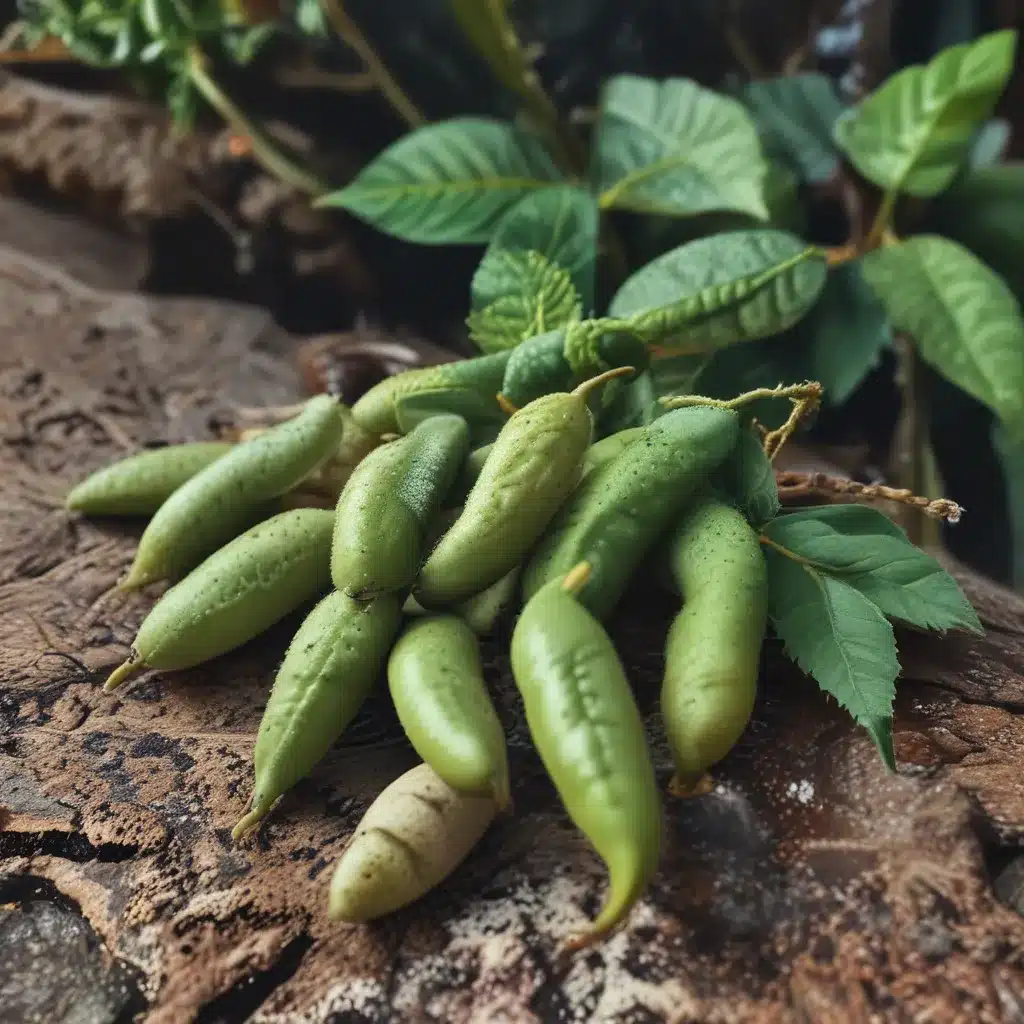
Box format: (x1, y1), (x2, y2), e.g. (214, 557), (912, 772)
(489, 186), (599, 312)
(862, 235), (1024, 435)
(609, 229), (827, 352)
(317, 118), (563, 243)
(717, 429), (780, 526)
(765, 549), (899, 769)
(927, 164), (1024, 300)
(593, 74), (769, 221)
(833, 29), (1017, 198)
(466, 249), (581, 353)
(803, 261), (892, 404)
(763, 505), (983, 634)
(741, 72), (844, 185)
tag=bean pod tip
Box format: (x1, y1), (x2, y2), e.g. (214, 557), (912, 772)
(103, 652), (141, 693)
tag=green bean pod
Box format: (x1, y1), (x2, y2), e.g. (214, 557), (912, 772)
(66, 441), (234, 517)
(500, 329), (650, 408)
(451, 443), (494, 502)
(310, 406), (382, 499)
(351, 351), (512, 435)
(103, 508), (335, 692)
(500, 330), (572, 408)
(388, 616), (510, 807)
(232, 590), (403, 839)
(122, 395), (345, 589)
(328, 763), (496, 923)
(582, 428), (643, 479)
(510, 565), (661, 948)
(331, 415), (470, 598)
(456, 565), (521, 635)
(522, 406), (741, 619)
(415, 370), (628, 608)
(661, 497), (767, 793)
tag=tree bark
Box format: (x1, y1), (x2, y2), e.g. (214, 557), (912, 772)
(2, 236), (1024, 1022)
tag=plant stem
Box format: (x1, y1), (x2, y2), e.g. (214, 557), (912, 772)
(891, 335), (941, 546)
(318, 0), (425, 128)
(449, 0), (585, 177)
(662, 381), (824, 461)
(866, 187), (899, 248)
(188, 52), (327, 196)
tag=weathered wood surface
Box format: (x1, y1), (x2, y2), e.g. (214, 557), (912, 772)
(3, 242), (1024, 1023)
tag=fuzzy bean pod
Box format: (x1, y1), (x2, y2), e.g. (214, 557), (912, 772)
(331, 415), (470, 598)
(103, 508), (335, 691)
(522, 406), (741, 619)
(388, 616), (510, 807)
(327, 763), (496, 923)
(661, 496), (767, 793)
(66, 441), (233, 517)
(510, 565), (661, 948)
(351, 351), (511, 435)
(415, 370), (629, 608)
(232, 590), (403, 839)
(122, 395), (345, 589)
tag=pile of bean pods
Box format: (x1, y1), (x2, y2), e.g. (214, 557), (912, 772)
(66, 351), (793, 950)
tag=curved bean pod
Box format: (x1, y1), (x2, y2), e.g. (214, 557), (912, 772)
(328, 763), (496, 923)
(331, 414), (470, 598)
(582, 428), (643, 479)
(122, 395), (345, 589)
(415, 370), (628, 608)
(522, 406), (740, 619)
(66, 441), (233, 517)
(103, 508), (334, 691)
(511, 565), (662, 948)
(388, 616), (510, 807)
(232, 590), (403, 839)
(661, 496), (767, 793)
(351, 351), (511, 435)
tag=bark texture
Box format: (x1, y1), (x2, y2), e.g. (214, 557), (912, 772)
(2, 239), (1024, 1023)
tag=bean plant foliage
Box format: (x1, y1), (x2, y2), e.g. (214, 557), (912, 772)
(312, 15), (1006, 766)
(13, 4), (1008, 767)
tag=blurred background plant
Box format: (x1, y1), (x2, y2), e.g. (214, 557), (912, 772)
(3, 0), (1024, 587)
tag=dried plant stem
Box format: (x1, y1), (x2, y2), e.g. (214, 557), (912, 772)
(188, 51), (327, 196)
(774, 470), (963, 524)
(662, 382), (824, 460)
(318, 0), (424, 128)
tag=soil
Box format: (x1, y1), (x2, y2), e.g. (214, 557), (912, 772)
(3, 225), (1024, 1023)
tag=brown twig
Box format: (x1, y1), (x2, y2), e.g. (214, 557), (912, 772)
(774, 470), (963, 523)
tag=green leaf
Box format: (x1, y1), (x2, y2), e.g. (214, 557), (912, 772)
(488, 186), (599, 312)
(609, 229), (827, 352)
(593, 74), (769, 221)
(466, 249), (581, 353)
(717, 429), (780, 527)
(763, 505), (982, 634)
(862, 235), (1024, 434)
(803, 261), (892, 404)
(317, 118), (563, 244)
(927, 164), (1024, 299)
(765, 549), (899, 770)
(741, 72), (844, 184)
(833, 29), (1017, 198)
